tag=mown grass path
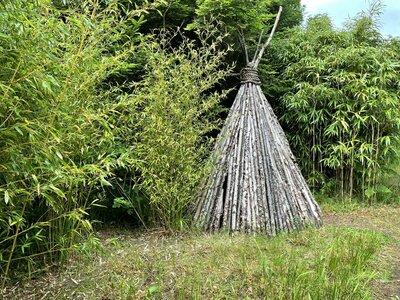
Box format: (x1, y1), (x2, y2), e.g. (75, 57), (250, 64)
(324, 206), (400, 299)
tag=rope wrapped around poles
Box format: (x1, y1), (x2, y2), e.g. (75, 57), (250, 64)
(240, 67), (261, 85)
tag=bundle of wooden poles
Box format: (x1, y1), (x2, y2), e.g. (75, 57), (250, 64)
(194, 7), (322, 234)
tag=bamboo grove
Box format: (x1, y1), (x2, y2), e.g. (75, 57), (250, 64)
(0, 0), (230, 280)
(263, 10), (400, 202)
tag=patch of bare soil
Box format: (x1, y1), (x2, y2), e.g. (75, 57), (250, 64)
(324, 206), (400, 300)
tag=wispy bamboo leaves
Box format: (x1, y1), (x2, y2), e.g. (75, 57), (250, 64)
(0, 0), (145, 280)
(273, 12), (400, 201)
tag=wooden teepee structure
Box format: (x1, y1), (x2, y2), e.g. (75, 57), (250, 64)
(194, 7), (322, 234)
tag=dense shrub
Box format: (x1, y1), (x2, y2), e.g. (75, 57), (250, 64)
(0, 0), (142, 280)
(110, 30), (232, 229)
(0, 0), (232, 281)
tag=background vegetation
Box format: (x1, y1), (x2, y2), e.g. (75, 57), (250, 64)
(263, 7), (400, 203)
(1, 0), (399, 289)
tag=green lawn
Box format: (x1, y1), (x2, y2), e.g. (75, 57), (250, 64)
(4, 206), (400, 299)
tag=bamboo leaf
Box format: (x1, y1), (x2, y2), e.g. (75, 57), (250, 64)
(4, 190), (9, 205)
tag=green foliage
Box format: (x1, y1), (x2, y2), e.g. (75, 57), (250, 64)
(262, 6), (400, 201)
(137, 0), (197, 30)
(276, 0), (303, 29)
(124, 30), (232, 229)
(189, 0), (276, 37)
(188, 0), (302, 50)
(108, 177), (151, 226)
(0, 0), (232, 279)
(0, 0), (143, 280)
(0, 0), (233, 280)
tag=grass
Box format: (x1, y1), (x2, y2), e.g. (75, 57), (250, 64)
(4, 225), (389, 299)
(317, 193), (400, 214)
(4, 205), (400, 299)
(316, 164), (400, 214)
(319, 198), (399, 214)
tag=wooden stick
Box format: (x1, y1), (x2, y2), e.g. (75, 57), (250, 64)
(254, 6), (283, 68)
(252, 29), (264, 63)
(238, 30), (250, 64)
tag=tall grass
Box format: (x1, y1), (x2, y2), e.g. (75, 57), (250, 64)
(8, 226), (385, 299)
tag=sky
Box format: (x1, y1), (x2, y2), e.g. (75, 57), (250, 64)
(301, 0), (400, 36)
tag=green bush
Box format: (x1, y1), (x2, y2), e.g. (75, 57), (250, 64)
(0, 0), (233, 281)
(0, 0), (142, 281)
(116, 30), (232, 229)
